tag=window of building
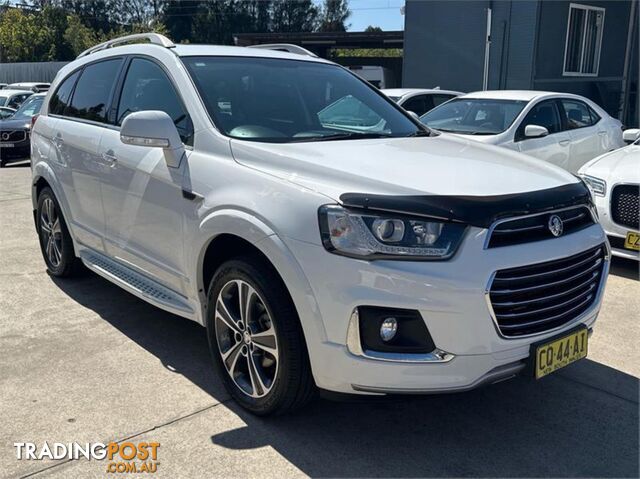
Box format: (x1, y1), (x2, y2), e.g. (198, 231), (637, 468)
(563, 4), (605, 76)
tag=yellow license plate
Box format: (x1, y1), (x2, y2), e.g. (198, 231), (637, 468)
(624, 232), (640, 251)
(534, 328), (588, 379)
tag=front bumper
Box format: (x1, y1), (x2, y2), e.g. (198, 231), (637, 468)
(287, 223), (608, 394)
(0, 138), (30, 161)
(593, 191), (639, 261)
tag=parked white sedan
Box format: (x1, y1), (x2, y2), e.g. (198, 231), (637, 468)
(420, 90), (625, 173)
(382, 88), (462, 117)
(579, 129), (639, 261)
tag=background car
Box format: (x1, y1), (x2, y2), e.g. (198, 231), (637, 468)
(0, 83), (7, 90)
(0, 89), (33, 110)
(0, 93), (45, 167)
(7, 82), (50, 93)
(579, 129), (639, 261)
(382, 88), (462, 116)
(0, 107), (16, 120)
(419, 90), (625, 173)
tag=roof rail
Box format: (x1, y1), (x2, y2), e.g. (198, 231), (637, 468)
(77, 33), (175, 59)
(247, 43), (317, 58)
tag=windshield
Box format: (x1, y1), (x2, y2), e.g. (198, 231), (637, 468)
(420, 98), (527, 135)
(12, 95), (44, 120)
(183, 57), (421, 142)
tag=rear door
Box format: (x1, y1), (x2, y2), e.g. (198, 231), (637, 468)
(514, 99), (571, 169)
(558, 98), (605, 172)
(49, 58), (124, 251)
(97, 57), (194, 293)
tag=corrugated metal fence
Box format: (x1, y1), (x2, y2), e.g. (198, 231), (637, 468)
(0, 62), (69, 83)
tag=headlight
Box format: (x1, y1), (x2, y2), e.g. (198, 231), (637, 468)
(318, 205), (466, 260)
(580, 174), (606, 196)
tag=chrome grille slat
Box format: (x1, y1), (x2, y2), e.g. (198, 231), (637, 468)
(494, 286), (595, 319)
(490, 260), (601, 295)
(491, 273), (598, 307)
(488, 245), (605, 337)
(498, 295), (595, 331)
(487, 205), (595, 248)
(492, 248), (602, 282)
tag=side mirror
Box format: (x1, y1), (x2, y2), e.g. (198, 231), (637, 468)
(524, 124), (549, 139)
(622, 128), (640, 143)
(407, 111), (420, 120)
(120, 110), (184, 168)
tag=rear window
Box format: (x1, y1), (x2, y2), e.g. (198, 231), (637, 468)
(49, 71), (80, 116)
(67, 59), (123, 123)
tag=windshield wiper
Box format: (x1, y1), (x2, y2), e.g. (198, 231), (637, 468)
(405, 129), (431, 137)
(290, 132), (393, 142)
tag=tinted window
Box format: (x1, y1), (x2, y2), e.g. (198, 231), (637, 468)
(432, 94), (456, 108)
(49, 71), (80, 116)
(7, 93), (31, 109)
(117, 58), (193, 145)
(517, 100), (562, 140)
(420, 98), (527, 135)
(560, 99), (596, 130)
(184, 57), (420, 142)
(12, 95), (44, 120)
(68, 59), (122, 123)
(402, 95), (429, 116)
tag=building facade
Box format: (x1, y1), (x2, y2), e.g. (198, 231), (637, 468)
(403, 0), (638, 126)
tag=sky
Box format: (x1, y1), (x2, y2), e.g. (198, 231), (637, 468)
(344, 0), (406, 32)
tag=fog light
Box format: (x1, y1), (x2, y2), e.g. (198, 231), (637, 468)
(380, 317), (398, 342)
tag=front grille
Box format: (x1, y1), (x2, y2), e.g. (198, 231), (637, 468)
(611, 184), (639, 229)
(0, 130), (27, 143)
(488, 245), (606, 337)
(487, 206), (595, 248)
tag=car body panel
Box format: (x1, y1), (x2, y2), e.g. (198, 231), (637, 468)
(30, 42), (610, 396)
(579, 143), (639, 260)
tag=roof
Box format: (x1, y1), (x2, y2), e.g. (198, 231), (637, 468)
(175, 44), (333, 64)
(0, 89), (33, 96)
(461, 90), (561, 101)
(382, 88), (463, 97)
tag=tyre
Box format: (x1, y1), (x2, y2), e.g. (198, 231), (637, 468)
(206, 257), (315, 415)
(37, 187), (82, 277)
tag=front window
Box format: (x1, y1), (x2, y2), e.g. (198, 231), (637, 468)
(563, 4), (605, 76)
(183, 57), (421, 142)
(420, 98), (527, 135)
(11, 95), (44, 120)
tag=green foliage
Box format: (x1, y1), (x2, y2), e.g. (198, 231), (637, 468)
(318, 0), (351, 32)
(332, 48), (402, 58)
(364, 25), (382, 32)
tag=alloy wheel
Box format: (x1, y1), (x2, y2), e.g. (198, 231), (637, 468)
(40, 197), (63, 267)
(214, 279), (279, 398)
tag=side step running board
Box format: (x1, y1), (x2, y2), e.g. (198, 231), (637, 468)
(80, 251), (195, 318)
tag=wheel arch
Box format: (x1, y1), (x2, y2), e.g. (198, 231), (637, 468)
(195, 211), (328, 361)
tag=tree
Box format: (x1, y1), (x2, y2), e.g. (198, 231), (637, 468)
(0, 8), (50, 62)
(364, 25), (382, 32)
(318, 0), (350, 32)
(271, 0), (318, 33)
(63, 12), (101, 57)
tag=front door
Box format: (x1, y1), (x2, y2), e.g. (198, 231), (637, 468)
(515, 99), (572, 170)
(98, 57), (195, 294)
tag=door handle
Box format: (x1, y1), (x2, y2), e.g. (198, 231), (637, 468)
(559, 139), (571, 146)
(101, 151), (118, 165)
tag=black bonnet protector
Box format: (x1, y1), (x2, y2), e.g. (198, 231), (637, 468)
(339, 182), (591, 229)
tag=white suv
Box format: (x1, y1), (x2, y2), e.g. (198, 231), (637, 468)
(31, 34), (609, 415)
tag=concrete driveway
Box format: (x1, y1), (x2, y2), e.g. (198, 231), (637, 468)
(1, 162), (638, 478)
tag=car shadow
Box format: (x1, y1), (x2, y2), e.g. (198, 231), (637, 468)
(52, 272), (639, 478)
(610, 256), (639, 281)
